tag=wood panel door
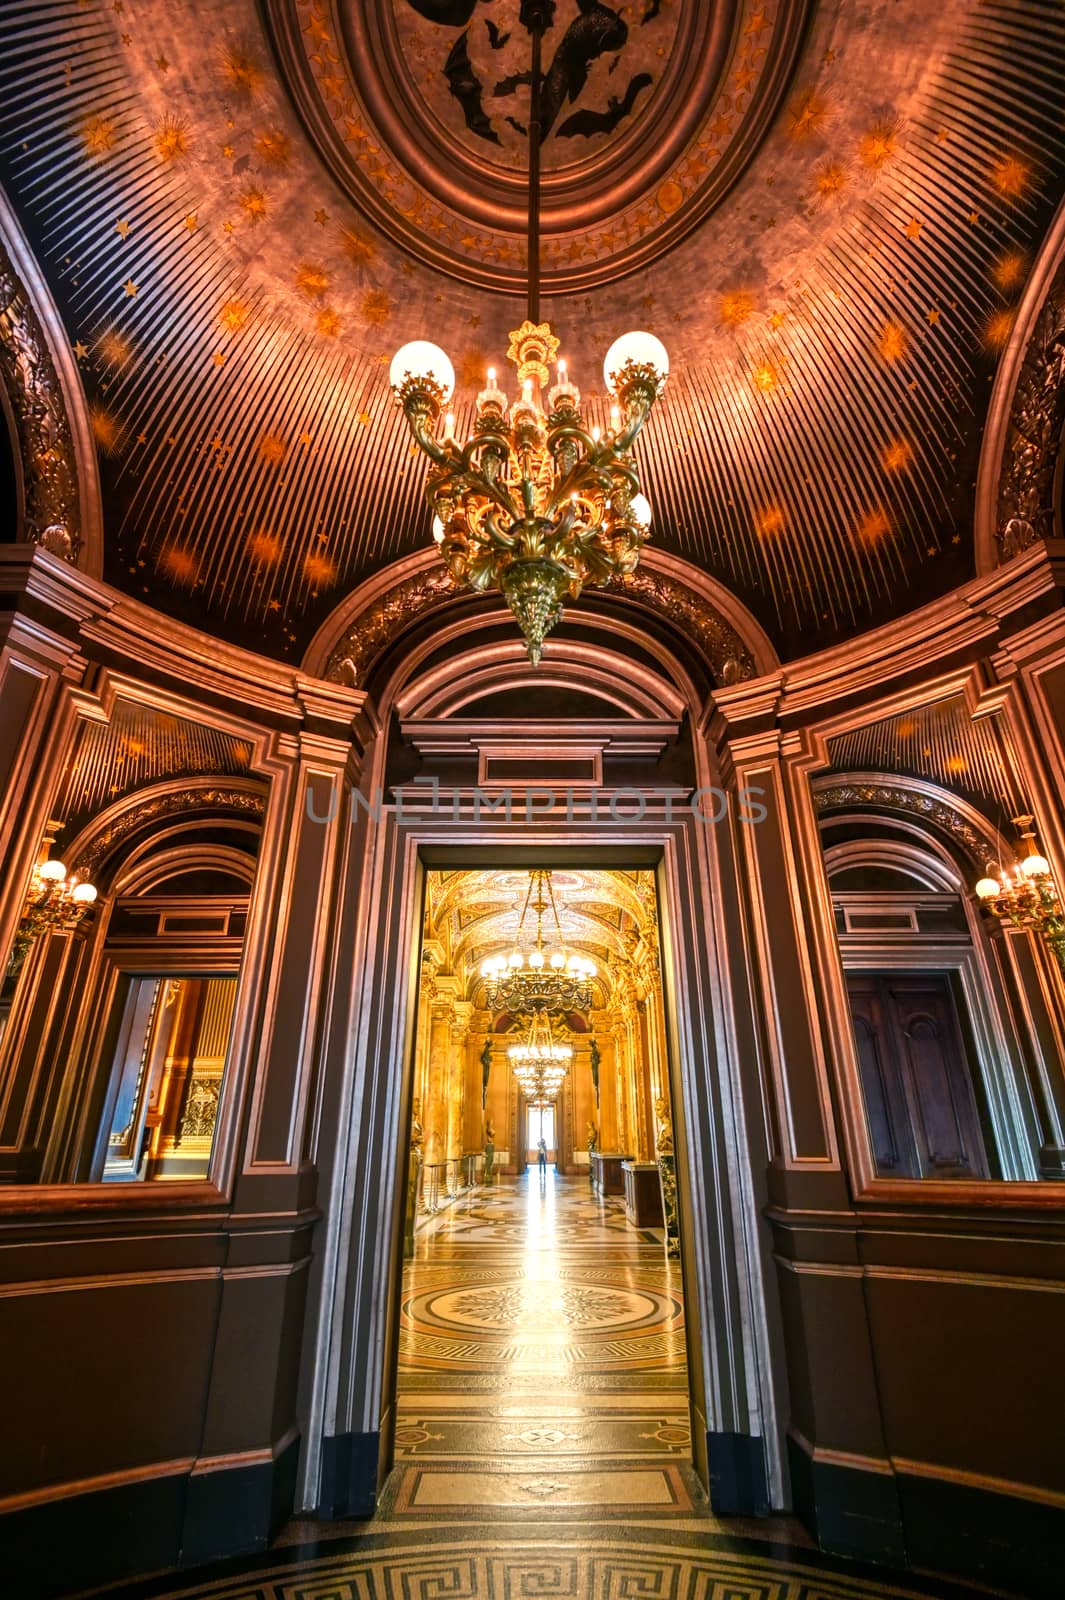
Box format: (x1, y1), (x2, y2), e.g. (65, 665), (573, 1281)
(845, 972), (990, 1180)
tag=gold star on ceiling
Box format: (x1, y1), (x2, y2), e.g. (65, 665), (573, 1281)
(115, 218), (130, 239)
(184, 213), (198, 231)
(123, 278), (138, 296)
(73, 340), (87, 359)
(904, 216), (924, 240)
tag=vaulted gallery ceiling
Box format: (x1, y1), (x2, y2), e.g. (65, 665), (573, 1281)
(2, 0), (1064, 662)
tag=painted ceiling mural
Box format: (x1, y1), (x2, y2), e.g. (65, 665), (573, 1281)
(1, 0), (1064, 663)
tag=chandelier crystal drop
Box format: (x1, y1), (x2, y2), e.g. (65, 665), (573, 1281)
(974, 814), (1065, 973)
(480, 868), (596, 1016)
(390, 4), (667, 666)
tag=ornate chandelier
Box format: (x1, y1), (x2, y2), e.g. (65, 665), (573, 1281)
(480, 868), (596, 1016)
(509, 1011), (572, 1102)
(389, 2), (668, 666)
(975, 815), (1065, 972)
(11, 855), (98, 970)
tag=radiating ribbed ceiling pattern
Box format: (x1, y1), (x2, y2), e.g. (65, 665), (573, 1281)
(1, 0), (1063, 662)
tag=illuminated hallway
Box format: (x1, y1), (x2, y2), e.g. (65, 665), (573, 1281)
(393, 1169), (694, 1514)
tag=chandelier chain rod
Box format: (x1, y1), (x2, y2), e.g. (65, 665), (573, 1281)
(527, 19), (543, 327)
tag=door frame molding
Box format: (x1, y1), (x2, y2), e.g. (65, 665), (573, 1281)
(297, 802), (787, 1519)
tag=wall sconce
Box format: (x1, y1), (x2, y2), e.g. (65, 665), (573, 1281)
(975, 814), (1065, 974)
(9, 852), (98, 972)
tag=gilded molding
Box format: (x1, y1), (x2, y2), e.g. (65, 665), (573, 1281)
(0, 235), (80, 561)
(995, 256), (1065, 561)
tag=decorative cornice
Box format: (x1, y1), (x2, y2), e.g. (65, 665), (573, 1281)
(0, 235), (80, 561)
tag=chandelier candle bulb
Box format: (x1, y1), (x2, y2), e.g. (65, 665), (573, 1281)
(603, 330), (671, 392)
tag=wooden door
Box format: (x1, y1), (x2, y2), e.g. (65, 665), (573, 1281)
(845, 972), (990, 1180)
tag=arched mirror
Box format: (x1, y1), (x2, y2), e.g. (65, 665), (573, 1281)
(810, 693), (1065, 1184)
(0, 694), (266, 1186)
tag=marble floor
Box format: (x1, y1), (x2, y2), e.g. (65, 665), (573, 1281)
(83, 1173), (1017, 1600)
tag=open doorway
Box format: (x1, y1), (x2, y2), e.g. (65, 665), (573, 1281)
(390, 866), (696, 1515)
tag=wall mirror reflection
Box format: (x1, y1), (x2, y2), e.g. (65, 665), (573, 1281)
(0, 694), (265, 1186)
(811, 693), (1065, 1183)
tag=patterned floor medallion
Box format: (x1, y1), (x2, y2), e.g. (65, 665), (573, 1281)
(397, 1172), (689, 1452)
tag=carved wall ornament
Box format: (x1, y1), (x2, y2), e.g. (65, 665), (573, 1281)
(0, 236), (80, 560)
(72, 786), (266, 881)
(324, 557), (754, 687)
(996, 258), (1065, 560)
(813, 781), (987, 866)
(325, 567), (459, 685)
(604, 567), (756, 684)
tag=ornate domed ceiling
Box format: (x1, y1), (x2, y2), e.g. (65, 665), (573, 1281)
(1, 0), (1064, 665)
(267, 0), (811, 291)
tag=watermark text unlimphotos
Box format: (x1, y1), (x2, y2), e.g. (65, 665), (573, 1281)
(305, 778), (767, 827)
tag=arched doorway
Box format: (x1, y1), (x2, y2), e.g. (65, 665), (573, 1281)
(294, 553), (788, 1522)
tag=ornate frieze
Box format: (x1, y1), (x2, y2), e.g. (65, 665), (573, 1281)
(996, 259), (1065, 560)
(323, 561), (754, 687)
(72, 786), (266, 880)
(325, 568), (459, 686)
(813, 781), (986, 864)
(603, 568), (755, 684)
(0, 236), (80, 560)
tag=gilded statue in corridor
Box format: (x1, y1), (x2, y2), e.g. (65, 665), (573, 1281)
(405, 1095), (424, 1256)
(654, 1096), (679, 1257)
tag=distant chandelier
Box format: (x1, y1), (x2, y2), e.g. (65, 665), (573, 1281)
(481, 868), (596, 1016)
(509, 1011), (572, 1102)
(12, 855), (98, 969)
(389, 1), (668, 666)
(975, 814), (1065, 973)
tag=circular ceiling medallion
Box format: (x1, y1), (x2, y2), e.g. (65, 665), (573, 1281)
(268, 0), (812, 292)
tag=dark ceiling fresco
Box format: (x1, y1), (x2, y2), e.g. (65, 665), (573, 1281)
(1, 0), (1064, 665)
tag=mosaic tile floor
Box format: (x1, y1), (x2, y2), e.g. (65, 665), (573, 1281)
(393, 1169), (695, 1515)
(97, 1522), (1011, 1600)
(88, 1173), (1013, 1600)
